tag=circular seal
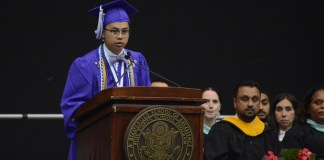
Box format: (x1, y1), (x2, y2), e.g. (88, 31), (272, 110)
(124, 107), (194, 160)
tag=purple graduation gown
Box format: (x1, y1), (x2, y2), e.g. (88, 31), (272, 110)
(60, 47), (151, 160)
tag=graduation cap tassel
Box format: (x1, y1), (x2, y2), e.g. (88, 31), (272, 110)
(95, 5), (105, 39)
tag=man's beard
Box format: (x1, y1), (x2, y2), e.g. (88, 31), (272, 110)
(238, 109), (256, 122)
(257, 110), (268, 122)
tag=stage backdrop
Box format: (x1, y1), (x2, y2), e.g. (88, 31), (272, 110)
(0, 0), (322, 159)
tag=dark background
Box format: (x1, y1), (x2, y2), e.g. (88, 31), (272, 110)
(0, 0), (322, 159)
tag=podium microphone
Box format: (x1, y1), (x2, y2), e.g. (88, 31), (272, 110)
(125, 52), (181, 87)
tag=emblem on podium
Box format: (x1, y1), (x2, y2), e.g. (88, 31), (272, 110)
(124, 107), (194, 160)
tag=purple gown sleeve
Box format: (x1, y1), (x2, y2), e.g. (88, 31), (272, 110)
(60, 56), (99, 139)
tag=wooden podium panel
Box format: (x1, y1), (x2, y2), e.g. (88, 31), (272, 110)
(74, 87), (205, 160)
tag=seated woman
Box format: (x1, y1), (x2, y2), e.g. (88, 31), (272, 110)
(282, 86), (324, 159)
(201, 87), (222, 145)
(269, 93), (299, 142)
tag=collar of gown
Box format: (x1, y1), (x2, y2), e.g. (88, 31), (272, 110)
(307, 119), (324, 132)
(223, 116), (265, 136)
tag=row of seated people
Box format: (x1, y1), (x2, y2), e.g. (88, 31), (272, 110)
(151, 80), (324, 159)
(200, 80), (324, 160)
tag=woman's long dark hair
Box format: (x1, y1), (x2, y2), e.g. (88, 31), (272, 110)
(268, 93), (299, 132)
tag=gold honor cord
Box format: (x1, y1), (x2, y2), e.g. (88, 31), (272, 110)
(99, 44), (108, 91)
(128, 60), (135, 86)
(102, 57), (107, 89)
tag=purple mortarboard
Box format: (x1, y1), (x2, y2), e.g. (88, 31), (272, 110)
(89, 0), (138, 39)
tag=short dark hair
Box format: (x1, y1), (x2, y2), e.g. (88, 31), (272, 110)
(234, 80), (261, 98)
(260, 89), (271, 99)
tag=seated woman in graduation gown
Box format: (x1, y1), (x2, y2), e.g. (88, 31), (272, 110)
(201, 87), (222, 145)
(268, 93), (299, 151)
(282, 85), (324, 159)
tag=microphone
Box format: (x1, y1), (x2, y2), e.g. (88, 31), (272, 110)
(125, 52), (181, 87)
(124, 53), (130, 60)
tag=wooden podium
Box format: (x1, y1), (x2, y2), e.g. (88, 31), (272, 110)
(74, 87), (205, 160)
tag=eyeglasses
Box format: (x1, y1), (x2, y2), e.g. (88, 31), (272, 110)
(104, 28), (130, 37)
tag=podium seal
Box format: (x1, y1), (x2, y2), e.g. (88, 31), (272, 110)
(124, 107), (194, 160)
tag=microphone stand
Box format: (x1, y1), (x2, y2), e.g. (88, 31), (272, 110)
(114, 61), (132, 87)
(125, 52), (181, 87)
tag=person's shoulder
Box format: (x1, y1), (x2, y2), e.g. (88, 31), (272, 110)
(263, 125), (275, 136)
(215, 120), (237, 130)
(286, 124), (308, 136)
(263, 126), (278, 141)
(209, 120), (245, 137)
(70, 48), (99, 70)
(125, 49), (145, 57)
(72, 48), (98, 63)
(290, 124), (307, 132)
(125, 49), (141, 54)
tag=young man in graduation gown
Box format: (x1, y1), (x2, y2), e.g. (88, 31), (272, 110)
(203, 80), (278, 160)
(60, 0), (151, 159)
